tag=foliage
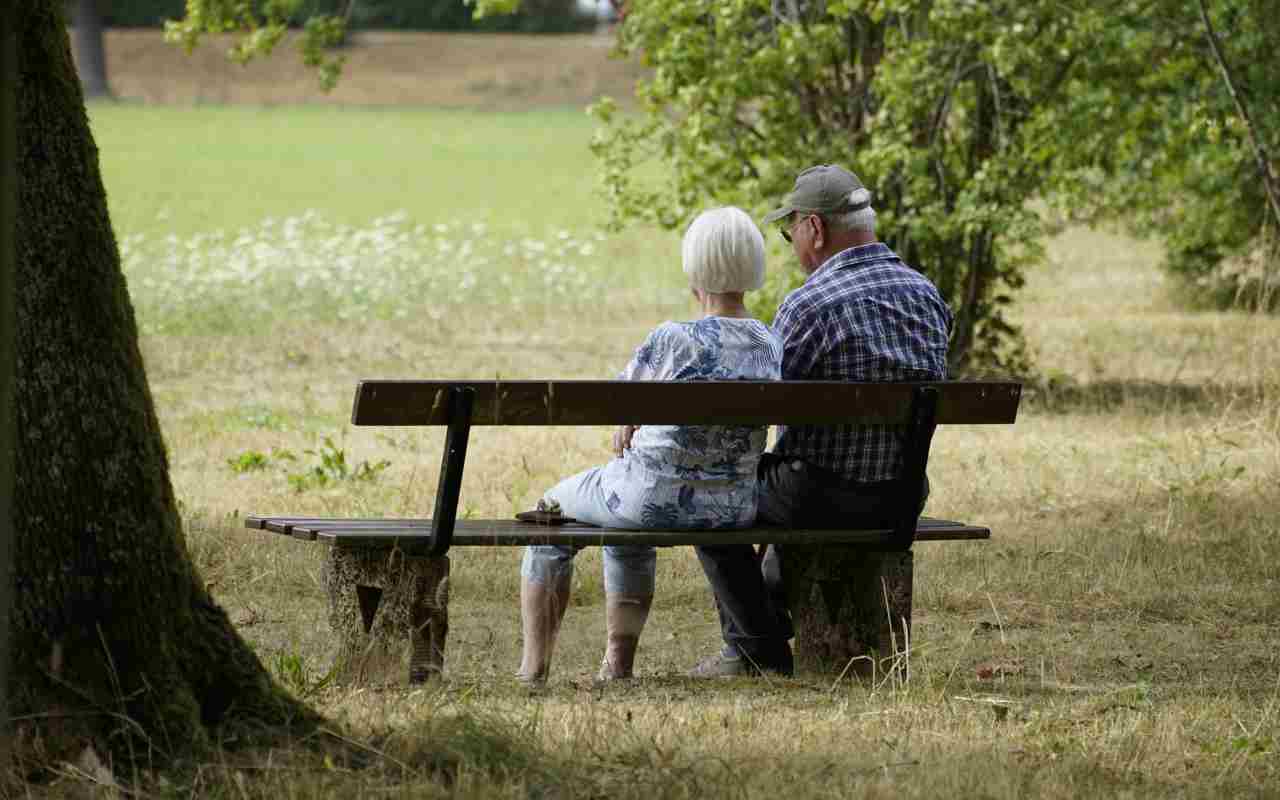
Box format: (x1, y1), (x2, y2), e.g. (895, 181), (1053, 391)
(593, 2), (1106, 373)
(164, 0), (350, 90)
(288, 436), (390, 492)
(591, 0), (1280, 370)
(223, 435), (393, 492)
(227, 449), (271, 473)
(272, 648), (335, 697)
(1048, 0), (1280, 310)
(227, 446), (296, 473)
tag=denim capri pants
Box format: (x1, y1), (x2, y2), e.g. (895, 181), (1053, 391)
(520, 466), (656, 595)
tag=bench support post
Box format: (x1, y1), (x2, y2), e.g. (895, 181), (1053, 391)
(893, 386), (938, 550)
(322, 546), (450, 684)
(784, 547), (913, 681)
(428, 386), (475, 556)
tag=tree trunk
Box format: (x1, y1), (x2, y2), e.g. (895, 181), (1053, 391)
(67, 0), (110, 99)
(10, 0), (316, 769)
(1, 8), (18, 774)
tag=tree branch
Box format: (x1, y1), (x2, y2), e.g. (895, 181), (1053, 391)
(1197, 0), (1280, 234)
(927, 53), (970, 150)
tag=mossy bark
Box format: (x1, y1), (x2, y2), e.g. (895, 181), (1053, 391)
(10, 0), (318, 767)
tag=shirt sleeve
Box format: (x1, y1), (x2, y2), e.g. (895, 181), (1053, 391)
(773, 297), (825, 380)
(619, 324), (670, 381)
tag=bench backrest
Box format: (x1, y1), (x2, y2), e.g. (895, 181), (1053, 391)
(347, 379), (1022, 556)
(352, 380), (1022, 426)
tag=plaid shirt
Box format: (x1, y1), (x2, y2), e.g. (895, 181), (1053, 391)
(772, 243), (953, 483)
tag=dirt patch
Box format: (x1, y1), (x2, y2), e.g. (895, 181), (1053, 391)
(95, 29), (648, 109)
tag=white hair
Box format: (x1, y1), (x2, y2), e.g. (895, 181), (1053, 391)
(681, 206), (766, 293)
(824, 188), (877, 234)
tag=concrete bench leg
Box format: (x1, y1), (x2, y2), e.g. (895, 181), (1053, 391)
(321, 546), (450, 685)
(782, 547), (913, 681)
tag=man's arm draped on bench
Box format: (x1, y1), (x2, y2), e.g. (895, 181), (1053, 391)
(688, 164), (954, 679)
(516, 207), (783, 685)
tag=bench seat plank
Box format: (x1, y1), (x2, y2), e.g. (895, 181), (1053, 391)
(246, 516), (988, 547)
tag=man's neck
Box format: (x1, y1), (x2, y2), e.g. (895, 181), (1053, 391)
(815, 231), (877, 265)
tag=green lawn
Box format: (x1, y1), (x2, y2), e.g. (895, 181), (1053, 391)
(91, 103), (624, 235)
(90, 104), (687, 335)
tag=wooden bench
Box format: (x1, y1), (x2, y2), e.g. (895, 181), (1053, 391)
(247, 379), (1022, 684)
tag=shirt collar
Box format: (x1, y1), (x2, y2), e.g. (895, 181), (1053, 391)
(808, 242), (895, 282)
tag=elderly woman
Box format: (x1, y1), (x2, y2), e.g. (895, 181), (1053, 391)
(518, 206), (783, 684)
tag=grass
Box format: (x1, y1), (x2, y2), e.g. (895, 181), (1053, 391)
(89, 104), (647, 236)
(31, 37), (1280, 796)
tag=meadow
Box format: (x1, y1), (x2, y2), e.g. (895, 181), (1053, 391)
(56, 43), (1280, 794)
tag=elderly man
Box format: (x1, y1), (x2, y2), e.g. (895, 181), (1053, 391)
(689, 164), (953, 678)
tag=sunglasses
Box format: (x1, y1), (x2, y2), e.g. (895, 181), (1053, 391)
(779, 214), (814, 244)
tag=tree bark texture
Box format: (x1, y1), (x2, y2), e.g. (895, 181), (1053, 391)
(782, 546), (912, 680)
(322, 548), (449, 685)
(11, 0), (315, 766)
(67, 0), (109, 99)
(1, 8), (18, 774)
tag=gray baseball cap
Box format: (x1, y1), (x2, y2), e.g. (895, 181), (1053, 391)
(764, 164), (871, 223)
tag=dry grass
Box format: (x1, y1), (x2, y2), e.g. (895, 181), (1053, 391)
(96, 224), (1278, 798)
(94, 29), (645, 109)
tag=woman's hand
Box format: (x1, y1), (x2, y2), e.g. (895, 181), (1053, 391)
(612, 424), (639, 457)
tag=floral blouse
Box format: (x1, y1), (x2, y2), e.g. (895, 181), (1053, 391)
(603, 317), (783, 529)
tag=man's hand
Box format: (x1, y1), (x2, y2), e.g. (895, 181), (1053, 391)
(612, 424), (639, 457)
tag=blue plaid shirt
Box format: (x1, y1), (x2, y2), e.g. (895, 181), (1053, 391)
(772, 243), (953, 483)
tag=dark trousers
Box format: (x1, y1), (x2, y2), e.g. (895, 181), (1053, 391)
(694, 454), (925, 663)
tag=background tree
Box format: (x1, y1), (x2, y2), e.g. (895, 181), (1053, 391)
(1051, 0), (1280, 310)
(590, 0), (1113, 373)
(9, 0), (319, 770)
(590, 0), (1280, 371)
(67, 0), (111, 98)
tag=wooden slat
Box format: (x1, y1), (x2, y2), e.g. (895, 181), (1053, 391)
(250, 516), (428, 537)
(351, 380), (1022, 427)
(247, 517), (988, 549)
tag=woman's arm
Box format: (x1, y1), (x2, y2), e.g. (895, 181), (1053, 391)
(613, 325), (673, 456)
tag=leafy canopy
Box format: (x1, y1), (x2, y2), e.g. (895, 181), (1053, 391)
(1050, 0), (1280, 309)
(591, 0), (1280, 371)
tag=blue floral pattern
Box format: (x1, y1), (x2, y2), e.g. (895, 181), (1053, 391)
(595, 317), (783, 529)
